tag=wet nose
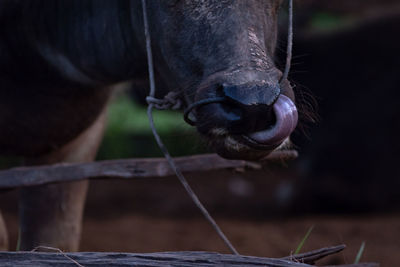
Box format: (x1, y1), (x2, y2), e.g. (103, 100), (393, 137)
(217, 83), (281, 133)
(195, 83), (281, 134)
(222, 83), (280, 107)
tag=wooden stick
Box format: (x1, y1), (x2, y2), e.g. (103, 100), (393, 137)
(324, 265), (379, 267)
(283, 244), (346, 264)
(0, 248), (378, 267)
(283, 245), (346, 264)
(0, 150), (298, 189)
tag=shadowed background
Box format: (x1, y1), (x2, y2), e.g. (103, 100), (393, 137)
(0, 1), (399, 266)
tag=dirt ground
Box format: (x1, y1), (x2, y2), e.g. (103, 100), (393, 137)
(0, 168), (399, 266)
(2, 212), (399, 266)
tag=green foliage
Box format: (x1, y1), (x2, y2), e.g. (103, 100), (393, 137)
(105, 94), (192, 136)
(310, 13), (355, 32)
(354, 242), (366, 264)
(294, 225), (314, 255)
(97, 94), (207, 160)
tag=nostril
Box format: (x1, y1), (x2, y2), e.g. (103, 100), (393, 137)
(216, 84), (225, 97)
(244, 105), (276, 133)
(218, 82), (281, 132)
(252, 109), (277, 132)
(214, 102), (244, 134)
(192, 82), (287, 136)
(219, 101), (277, 134)
(220, 102), (242, 122)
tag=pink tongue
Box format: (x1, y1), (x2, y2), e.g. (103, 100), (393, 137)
(248, 95), (298, 145)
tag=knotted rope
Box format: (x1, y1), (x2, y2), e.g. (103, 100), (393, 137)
(281, 0), (293, 83)
(146, 91), (183, 110)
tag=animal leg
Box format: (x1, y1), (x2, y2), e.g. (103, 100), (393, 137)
(18, 108), (107, 251)
(0, 211), (8, 251)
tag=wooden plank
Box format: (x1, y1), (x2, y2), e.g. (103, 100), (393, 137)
(0, 150), (298, 189)
(0, 248), (378, 267)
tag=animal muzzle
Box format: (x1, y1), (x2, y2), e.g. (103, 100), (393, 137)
(191, 81), (298, 159)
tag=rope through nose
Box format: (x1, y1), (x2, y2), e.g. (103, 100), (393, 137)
(141, 0), (239, 255)
(183, 97), (225, 126)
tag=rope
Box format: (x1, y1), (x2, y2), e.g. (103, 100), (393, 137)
(146, 91), (183, 110)
(281, 0), (293, 83)
(141, 0), (239, 255)
(183, 97), (225, 126)
(141, 0), (293, 255)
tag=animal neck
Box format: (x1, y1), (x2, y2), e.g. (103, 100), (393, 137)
(4, 0), (146, 87)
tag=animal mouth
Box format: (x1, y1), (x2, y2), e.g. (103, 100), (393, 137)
(191, 88), (298, 160)
(202, 94), (298, 160)
(240, 94), (298, 148)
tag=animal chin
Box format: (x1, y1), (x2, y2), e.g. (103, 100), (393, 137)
(210, 135), (272, 160)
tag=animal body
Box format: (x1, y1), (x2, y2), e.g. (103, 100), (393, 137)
(0, 0), (297, 251)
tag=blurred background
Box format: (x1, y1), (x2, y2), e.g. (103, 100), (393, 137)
(1, 0), (399, 266)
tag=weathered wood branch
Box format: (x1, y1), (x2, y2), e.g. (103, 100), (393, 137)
(0, 150), (297, 189)
(324, 265), (378, 267)
(0, 247), (378, 267)
(282, 244), (346, 264)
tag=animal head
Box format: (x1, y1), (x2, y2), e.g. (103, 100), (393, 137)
(144, 0), (297, 160)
